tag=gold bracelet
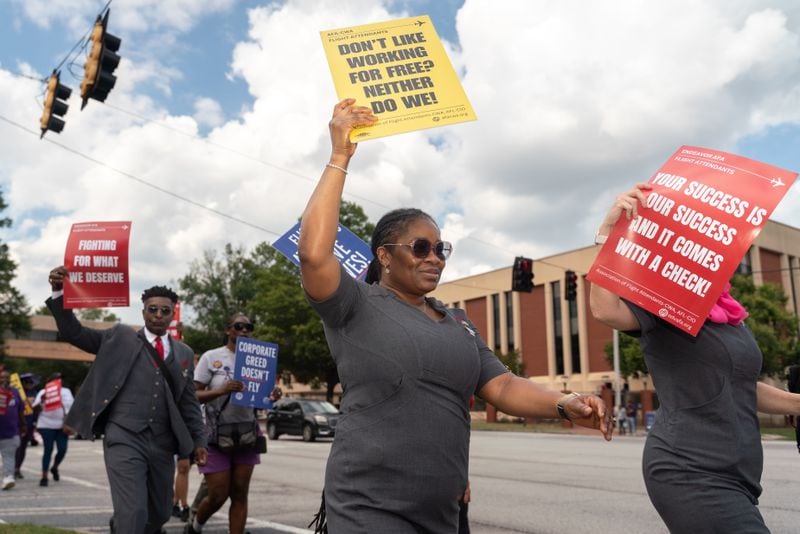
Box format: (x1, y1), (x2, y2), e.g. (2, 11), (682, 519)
(325, 163), (348, 175)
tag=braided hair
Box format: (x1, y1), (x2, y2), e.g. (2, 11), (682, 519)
(364, 208), (437, 284)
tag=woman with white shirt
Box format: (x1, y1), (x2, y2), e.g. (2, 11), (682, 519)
(32, 372), (74, 487)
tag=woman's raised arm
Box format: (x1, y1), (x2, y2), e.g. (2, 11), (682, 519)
(298, 99), (376, 301)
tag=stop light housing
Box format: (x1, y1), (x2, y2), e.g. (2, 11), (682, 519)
(39, 70), (72, 138)
(80, 11), (121, 109)
(512, 256), (534, 293)
(565, 270), (578, 301)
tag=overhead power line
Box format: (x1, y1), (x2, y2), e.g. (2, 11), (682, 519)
(0, 113), (281, 237)
(4, 93), (575, 273)
(102, 102), (553, 265)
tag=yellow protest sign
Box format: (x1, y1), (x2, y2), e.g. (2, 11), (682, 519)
(321, 15), (476, 142)
(9, 372), (33, 416)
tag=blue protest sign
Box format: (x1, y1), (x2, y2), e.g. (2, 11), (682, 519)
(231, 338), (279, 410)
(271, 221), (372, 280)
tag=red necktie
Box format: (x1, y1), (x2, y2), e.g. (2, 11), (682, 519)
(154, 336), (165, 360)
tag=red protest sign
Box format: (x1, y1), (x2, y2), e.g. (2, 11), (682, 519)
(587, 146), (797, 336)
(43, 378), (63, 412)
(63, 221), (132, 308)
(167, 301), (182, 340)
(0, 388), (12, 416)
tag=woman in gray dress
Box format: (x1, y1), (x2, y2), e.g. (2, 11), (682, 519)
(590, 183), (800, 533)
(297, 99), (614, 534)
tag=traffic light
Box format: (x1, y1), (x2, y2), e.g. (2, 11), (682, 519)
(511, 256), (534, 293)
(39, 70), (71, 138)
(565, 270), (578, 301)
(80, 11), (121, 109)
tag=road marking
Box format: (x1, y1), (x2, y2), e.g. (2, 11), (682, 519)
(246, 517), (313, 532)
(56, 473), (109, 489)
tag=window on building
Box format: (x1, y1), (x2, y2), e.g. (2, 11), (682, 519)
(736, 248), (752, 275)
(504, 291), (515, 352)
(492, 293), (501, 351)
(569, 298), (581, 374)
(551, 281), (564, 375)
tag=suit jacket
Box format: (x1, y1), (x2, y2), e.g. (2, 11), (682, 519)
(47, 296), (206, 456)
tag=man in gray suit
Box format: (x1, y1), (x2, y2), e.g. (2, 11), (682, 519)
(47, 266), (208, 534)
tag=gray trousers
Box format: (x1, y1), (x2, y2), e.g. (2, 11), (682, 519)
(104, 422), (177, 534)
(0, 435), (20, 479)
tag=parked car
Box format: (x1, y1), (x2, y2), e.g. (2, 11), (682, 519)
(267, 398), (340, 442)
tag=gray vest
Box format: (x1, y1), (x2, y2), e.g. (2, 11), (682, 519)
(107, 349), (172, 434)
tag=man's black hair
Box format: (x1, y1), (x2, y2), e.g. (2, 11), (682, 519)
(141, 285), (179, 304)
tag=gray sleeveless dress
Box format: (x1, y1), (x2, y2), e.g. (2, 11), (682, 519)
(308, 266), (507, 533)
(626, 302), (768, 533)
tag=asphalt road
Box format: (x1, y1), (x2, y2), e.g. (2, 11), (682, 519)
(3, 430), (800, 533)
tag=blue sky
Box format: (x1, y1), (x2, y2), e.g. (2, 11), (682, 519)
(0, 0), (798, 323)
(0, 0), (464, 134)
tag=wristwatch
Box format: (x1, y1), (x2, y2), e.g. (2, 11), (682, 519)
(556, 392), (581, 421)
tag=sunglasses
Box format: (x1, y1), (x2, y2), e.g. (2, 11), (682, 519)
(383, 238), (453, 260)
(231, 322), (255, 332)
(146, 305), (173, 316)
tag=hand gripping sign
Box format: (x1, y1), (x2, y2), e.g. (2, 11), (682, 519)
(63, 221), (132, 308)
(232, 338), (279, 410)
(587, 146), (797, 336)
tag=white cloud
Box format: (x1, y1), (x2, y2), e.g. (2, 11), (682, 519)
(14, 0), (238, 34)
(2, 0), (799, 323)
(192, 97), (225, 127)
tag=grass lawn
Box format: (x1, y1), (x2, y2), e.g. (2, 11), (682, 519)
(472, 419), (795, 440)
(760, 426), (796, 440)
(471, 420), (573, 433)
(0, 526), (80, 534)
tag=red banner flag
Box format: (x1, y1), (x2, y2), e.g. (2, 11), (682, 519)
(63, 221), (132, 308)
(167, 301), (182, 340)
(587, 146), (797, 336)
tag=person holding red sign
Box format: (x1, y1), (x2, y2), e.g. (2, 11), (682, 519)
(297, 99), (613, 533)
(46, 266), (208, 534)
(32, 373), (74, 487)
(590, 184), (800, 533)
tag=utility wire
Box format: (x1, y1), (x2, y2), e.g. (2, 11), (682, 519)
(101, 102), (574, 270)
(51, 0), (113, 80)
(5, 84), (582, 274)
(103, 102), (394, 212)
(0, 113), (281, 237)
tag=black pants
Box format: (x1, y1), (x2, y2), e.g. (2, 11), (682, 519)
(458, 501), (470, 534)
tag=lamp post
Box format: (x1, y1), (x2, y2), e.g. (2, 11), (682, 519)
(612, 329), (622, 409)
(560, 374), (569, 393)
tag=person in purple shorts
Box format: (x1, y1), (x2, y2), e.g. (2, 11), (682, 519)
(187, 313), (262, 534)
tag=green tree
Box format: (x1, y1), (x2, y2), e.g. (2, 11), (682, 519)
(0, 190), (31, 362)
(603, 331), (648, 383)
(178, 201), (374, 400)
(178, 242), (271, 354)
(731, 274), (799, 376)
(496, 349), (524, 377)
(604, 274), (800, 380)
